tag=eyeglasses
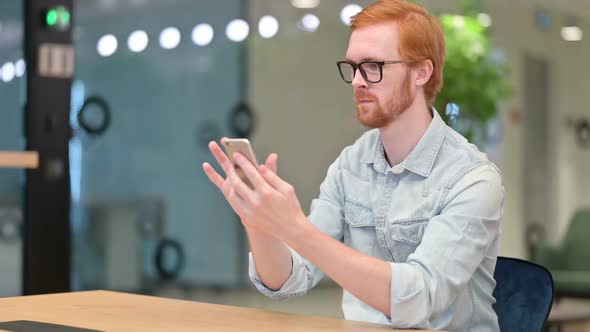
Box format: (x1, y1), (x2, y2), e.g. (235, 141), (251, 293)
(336, 60), (411, 84)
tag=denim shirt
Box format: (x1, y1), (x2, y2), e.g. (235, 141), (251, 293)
(249, 110), (503, 331)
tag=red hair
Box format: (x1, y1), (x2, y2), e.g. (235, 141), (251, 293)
(351, 0), (445, 107)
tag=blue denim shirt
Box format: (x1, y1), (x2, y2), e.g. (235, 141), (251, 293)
(249, 110), (503, 331)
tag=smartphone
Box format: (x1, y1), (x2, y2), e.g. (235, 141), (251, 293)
(221, 138), (259, 188)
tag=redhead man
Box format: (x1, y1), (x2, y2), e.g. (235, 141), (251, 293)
(203, 0), (503, 330)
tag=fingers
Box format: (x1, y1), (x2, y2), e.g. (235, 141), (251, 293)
(227, 160), (258, 204)
(260, 165), (292, 193)
(225, 187), (249, 217)
(208, 140), (233, 176)
(234, 153), (270, 192)
(203, 162), (247, 214)
(264, 153), (278, 173)
(202, 162), (225, 190)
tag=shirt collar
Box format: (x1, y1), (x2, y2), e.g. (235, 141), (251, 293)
(360, 108), (447, 177)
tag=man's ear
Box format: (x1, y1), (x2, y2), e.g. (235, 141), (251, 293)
(415, 59), (434, 87)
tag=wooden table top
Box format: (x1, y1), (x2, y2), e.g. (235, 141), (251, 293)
(0, 290), (427, 331)
(0, 151), (39, 169)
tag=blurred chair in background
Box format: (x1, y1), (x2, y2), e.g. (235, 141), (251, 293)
(533, 209), (590, 299)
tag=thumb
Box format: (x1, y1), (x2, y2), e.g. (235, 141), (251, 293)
(263, 153), (278, 173)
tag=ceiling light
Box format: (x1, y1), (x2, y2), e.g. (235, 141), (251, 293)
(258, 15), (279, 39)
(290, 0), (319, 9)
(561, 26), (583, 41)
(341, 4), (362, 26)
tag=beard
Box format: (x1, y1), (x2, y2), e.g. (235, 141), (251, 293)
(354, 70), (414, 128)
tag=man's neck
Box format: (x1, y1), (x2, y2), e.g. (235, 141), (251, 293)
(379, 98), (433, 167)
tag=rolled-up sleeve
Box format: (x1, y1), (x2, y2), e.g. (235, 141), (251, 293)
(389, 163), (504, 328)
(248, 157), (346, 299)
(249, 248), (311, 300)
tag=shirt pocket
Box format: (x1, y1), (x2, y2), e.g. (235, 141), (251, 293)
(343, 197), (377, 255)
(388, 217), (429, 263)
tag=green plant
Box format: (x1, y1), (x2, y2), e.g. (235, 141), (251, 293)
(416, 0), (513, 146)
(434, 13), (512, 145)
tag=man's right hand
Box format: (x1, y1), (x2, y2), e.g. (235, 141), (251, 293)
(202, 140), (278, 233)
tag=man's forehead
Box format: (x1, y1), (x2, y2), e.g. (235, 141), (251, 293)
(346, 21), (399, 60)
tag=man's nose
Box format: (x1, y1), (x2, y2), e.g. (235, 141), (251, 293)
(351, 68), (368, 89)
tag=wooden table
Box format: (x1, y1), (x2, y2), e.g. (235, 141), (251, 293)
(0, 151), (39, 169)
(546, 301), (590, 332)
(0, 290), (426, 331)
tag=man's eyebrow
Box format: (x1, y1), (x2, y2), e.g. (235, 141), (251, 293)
(344, 57), (378, 62)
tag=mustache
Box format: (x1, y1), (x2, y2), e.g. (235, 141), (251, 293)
(354, 90), (377, 103)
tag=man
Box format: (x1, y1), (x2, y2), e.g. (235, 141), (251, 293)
(203, 0), (503, 330)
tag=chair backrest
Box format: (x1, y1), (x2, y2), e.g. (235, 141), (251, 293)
(563, 209), (590, 270)
(493, 257), (554, 332)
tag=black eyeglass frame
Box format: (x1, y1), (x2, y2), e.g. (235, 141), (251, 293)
(336, 60), (415, 83)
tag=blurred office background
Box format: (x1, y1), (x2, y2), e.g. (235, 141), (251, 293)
(1, 0), (589, 330)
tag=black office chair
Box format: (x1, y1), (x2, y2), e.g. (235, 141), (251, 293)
(493, 256), (554, 331)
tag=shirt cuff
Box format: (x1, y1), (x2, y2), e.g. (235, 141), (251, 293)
(248, 248), (309, 300)
(389, 262), (431, 329)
